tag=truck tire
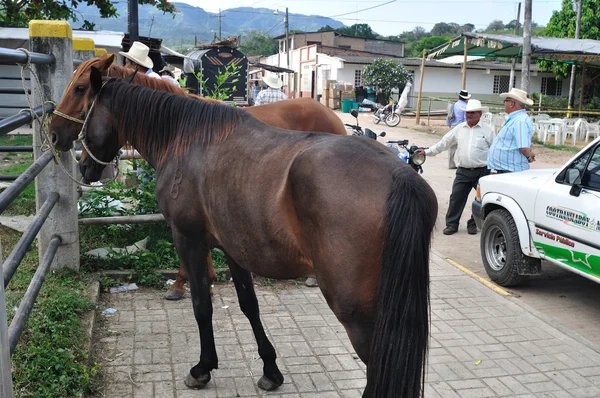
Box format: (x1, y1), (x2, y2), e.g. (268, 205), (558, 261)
(480, 209), (533, 287)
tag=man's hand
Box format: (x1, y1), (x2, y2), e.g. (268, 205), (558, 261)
(528, 153), (536, 163)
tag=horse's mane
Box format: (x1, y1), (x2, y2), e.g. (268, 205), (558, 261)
(101, 79), (243, 165)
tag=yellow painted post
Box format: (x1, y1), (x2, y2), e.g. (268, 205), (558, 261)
(73, 37), (95, 62)
(29, 20), (79, 271)
(94, 48), (108, 57)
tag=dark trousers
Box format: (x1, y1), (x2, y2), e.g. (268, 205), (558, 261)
(446, 167), (490, 228)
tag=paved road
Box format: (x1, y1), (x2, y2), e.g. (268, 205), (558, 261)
(97, 251), (600, 397)
(340, 112), (600, 345)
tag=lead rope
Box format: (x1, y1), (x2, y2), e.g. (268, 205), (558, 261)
(16, 48), (120, 188)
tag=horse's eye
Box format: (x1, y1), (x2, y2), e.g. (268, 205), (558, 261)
(75, 85), (86, 94)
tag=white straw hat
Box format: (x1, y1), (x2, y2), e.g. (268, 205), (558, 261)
(459, 99), (489, 114)
(119, 41), (154, 69)
(499, 88), (534, 106)
(262, 72), (282, 89)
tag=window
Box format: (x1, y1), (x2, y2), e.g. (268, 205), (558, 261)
(541, 77), (563, 96)
(354, 69), (362, 86)
(493, 75), (517, 94)
(583, 147), (600, 190)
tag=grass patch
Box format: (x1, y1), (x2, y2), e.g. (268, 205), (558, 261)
(532, 138), (582, 154)
(0, 134), (32, 146)
(0, 143), (35, 215)
(1, 226), (97, 397)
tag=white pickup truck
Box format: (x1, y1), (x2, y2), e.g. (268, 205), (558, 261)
(472, 137), (600, 287)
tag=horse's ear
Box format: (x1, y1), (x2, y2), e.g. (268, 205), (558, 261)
(90, 66), (103, 95)
(99, 54), (116, 69)
(125, 70), (137, 84)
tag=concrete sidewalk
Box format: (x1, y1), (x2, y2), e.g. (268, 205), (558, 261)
(96, 251), (600, 398)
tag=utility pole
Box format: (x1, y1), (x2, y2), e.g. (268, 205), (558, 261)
(568, 0), (582, 111)
(128, 0), (139, 44)
(509, 2), (521, 89)
(148, 16), (155, 38)
(521, 0), (532, 93)
(218, 9), (222, 40)
(285, 7), (290, 68)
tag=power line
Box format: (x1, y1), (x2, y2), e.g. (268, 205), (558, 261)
(328, 0), (396, 18)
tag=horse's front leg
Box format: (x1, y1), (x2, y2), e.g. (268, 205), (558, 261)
(226, 254), (284, 390)
(171, 229), (218, 389)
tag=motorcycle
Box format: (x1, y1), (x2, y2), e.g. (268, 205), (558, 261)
(371, 101), (401, 127)
(345, 109), (386, 140)
(385, 140), (428, 174)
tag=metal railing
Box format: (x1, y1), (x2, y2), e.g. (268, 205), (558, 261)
(0, 47), (63, 397)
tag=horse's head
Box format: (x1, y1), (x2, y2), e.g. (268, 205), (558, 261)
(49, 54), (116, 151)
(78, 67), (122, 183)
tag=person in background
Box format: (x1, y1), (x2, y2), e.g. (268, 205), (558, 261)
(253, 81), (261, 100)
(159, 65), (180, 87)
(119, 41), (161, 79)
(254, 72), (287, 106)
(446, 90), (471, 169)
(487, 88), (536, 174)
(418, 99), (495, 235)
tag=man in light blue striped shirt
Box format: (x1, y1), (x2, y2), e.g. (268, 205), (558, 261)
(488, 88), (536, 173)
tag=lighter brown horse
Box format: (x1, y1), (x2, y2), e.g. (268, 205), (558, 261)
(54, 69), (437, 397)
(49, 55), (347, 300)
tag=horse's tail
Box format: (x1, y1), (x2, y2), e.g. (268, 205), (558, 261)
(364, 166), (437, 398)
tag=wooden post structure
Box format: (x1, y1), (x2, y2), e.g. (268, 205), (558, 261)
(509, 2), (522, 89)
(568, 0), (582, 116)
(29, 21), (80, 271)
(579, 62), (586, 117)
(461, 38), (468, 90)
(415, 49), (426, 124)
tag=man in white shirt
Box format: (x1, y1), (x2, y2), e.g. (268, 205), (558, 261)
(254, 72), (287, 106)
(418, 99), (495, 235)
(119, 41), (161, 79)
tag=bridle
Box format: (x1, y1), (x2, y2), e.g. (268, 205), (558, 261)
(52, 71), (129, 168)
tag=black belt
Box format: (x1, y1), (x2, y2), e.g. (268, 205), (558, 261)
(459, 166), (487, 171)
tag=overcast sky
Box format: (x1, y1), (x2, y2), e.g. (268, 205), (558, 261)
(176, 0), (562, 37)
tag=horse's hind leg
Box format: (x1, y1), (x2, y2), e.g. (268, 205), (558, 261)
(226, 255), (284, 390)
(171, 230), (218, 389)
(164, 255), (217, 300)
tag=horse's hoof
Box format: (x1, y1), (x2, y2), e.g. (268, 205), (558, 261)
(164, 288), (185, 300)
(184, 372), (211, 389)
(257, 375), (282, 391)
(304, 277), (318, 287)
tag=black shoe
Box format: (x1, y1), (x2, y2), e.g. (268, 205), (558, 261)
(467, 223), (478, 235)
(443, 226), (458, 235)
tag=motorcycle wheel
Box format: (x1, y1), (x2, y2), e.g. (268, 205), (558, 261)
(385, 113), (401, 127)
(372, 116), (381, 124)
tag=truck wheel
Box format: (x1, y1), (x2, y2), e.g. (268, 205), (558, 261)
(481, 209), (530, 287)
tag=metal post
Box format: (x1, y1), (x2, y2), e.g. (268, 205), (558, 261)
(415, 49), (426, 124)
(218, 9), (222, 41)
(579, 62), (586, 117)
(509, 2), (522, 89)
(29, 21), (80, 271)
(521, 0), (532, 93)
(427, 97), (432, 126)
(0, 244), (15, 398)
(461, 37), (468, 90)
(568, 0), (582, 114)
(285, 8), (290, 69)
(128, 0), (139, 43)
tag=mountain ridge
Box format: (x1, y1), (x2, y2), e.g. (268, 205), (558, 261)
(75, 2), (346, 46)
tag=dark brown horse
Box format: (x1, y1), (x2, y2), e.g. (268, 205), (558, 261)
(54, 69), (437, 397)
(49, 55), (347, 300)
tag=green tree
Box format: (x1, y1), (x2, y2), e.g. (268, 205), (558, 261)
(430, 22), (456, 36)
(0, 0), (176, 28)
(539, 0), (600, 79)
(240, 30), (278, 56)
(336, 23), (378, 39)
(362, 59), (412, 104)
(318, 25), (335, 32)
(407, 36), (450, 57)
(485, 20), (505, 31)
